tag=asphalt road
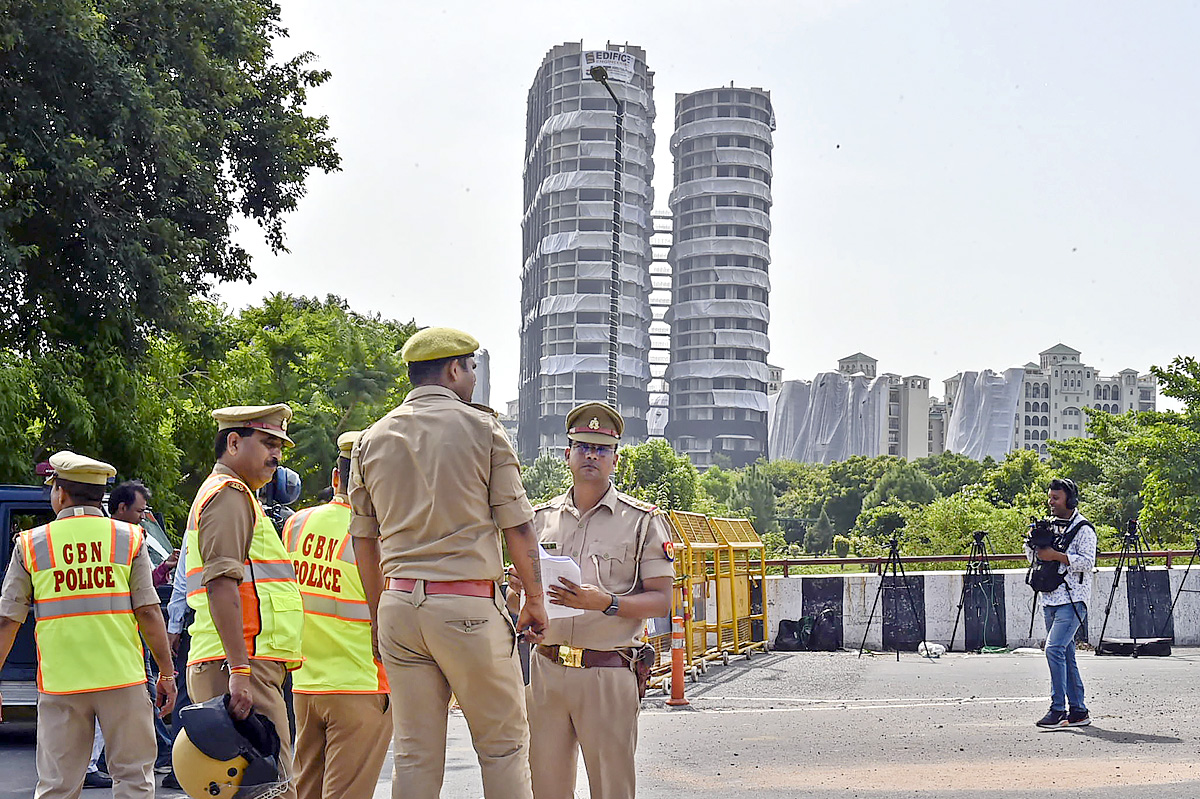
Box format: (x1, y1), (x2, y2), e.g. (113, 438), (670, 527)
(5, 648), (1200, 798)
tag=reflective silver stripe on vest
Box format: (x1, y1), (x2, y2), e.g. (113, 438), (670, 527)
(299, 593), (371, 622)
(339, 540), (357, 566)
(186, 561), (296, 596)
(112, 522), (131, 564)
(34, 593), (133, 619)
(29, 527), (52, 570)
(248, 561), (298, 583)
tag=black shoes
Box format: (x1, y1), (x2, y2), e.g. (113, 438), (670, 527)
(162, 771), (182, 790)
(83, 771), (113, 789)
(1036, 709), (1069, 728)
(1036, 708), (1091, 728)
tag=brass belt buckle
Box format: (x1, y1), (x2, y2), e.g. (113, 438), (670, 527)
(558, 645), (584, 669)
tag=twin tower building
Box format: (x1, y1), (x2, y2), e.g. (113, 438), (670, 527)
(519, 42), (775, 467)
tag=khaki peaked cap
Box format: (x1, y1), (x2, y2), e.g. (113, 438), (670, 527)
(45, 451), (117, 486)
(401, 328), (479, 364)
(336, 430), (362, 456)
(566, 402), (624, 446)
(211, 403), (295, 446)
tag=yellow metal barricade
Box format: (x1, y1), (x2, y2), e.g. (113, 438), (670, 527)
(668, 510), (735, 667)
(709, 517), (769, 656)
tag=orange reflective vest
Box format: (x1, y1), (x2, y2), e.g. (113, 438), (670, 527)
(185, 472), (304, 667)
(283, 500), (388, 694)
(21, 515), (146, 694)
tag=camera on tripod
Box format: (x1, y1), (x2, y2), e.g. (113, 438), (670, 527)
(1124, 517), (1140, 545)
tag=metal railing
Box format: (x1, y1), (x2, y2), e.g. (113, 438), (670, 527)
(766, 549), (1198, 576)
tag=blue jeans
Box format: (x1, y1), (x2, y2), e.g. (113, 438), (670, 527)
(1043, 601), (1087, 713)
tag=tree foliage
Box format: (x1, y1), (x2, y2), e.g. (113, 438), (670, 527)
(728, 464), (777, 534)
(614, 439), (700, 511)
(522, 453), (572, 506)
(1, 0), (340, 356)
(862, 462), (938, 509)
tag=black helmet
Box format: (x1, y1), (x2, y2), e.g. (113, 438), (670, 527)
(172, 695), (288, 799)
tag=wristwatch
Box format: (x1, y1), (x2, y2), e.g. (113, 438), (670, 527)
(602, 594), (620, 616)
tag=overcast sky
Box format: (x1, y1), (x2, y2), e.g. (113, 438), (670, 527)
(217, 1), (1200, 411)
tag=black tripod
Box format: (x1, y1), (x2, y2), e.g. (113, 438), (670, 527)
(859, 535), (932, 660)
(949, 530), (1004, 652)
(1098, 519), (1160, 647)
(1161, 534), (1200, 638)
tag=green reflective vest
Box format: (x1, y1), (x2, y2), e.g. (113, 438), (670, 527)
(185, 472), (304, 667)
(283, 500), (388, 693)
(21, 515), (146, 694)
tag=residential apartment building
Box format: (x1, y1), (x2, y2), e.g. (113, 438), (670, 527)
(666, 85), (775, 468)
(517, 42), (657, 459)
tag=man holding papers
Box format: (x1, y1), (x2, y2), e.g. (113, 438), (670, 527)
(507, 402), (674, 799)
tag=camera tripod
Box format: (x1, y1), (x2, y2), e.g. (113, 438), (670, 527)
(1160, 534), (1200, 639)
(948, 530), (1004, 652)
(858, 535), (933, 660)
(1098, 519), (1162, 648)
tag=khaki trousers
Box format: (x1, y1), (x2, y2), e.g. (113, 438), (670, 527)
(294, 693), (392, 799)
(187, 659), (296, 799)
(527, 651), (641, 799)
(378, 588), (533, 799)
(35, 682), (156, 799)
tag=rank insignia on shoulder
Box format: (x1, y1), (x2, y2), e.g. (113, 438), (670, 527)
(663, 540), (675, 562)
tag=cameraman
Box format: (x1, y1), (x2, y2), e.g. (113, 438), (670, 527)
(1026, 478), (1096, 728)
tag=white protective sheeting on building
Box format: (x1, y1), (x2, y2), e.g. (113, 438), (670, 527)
(712, 390), (770, 412)
(534, 293), (651, 321)
(944, 368), (1026, 461)
(539, 354), (651, 380)
(767, 374), (890, 463)
(664, 299), (770, 325)
(712, 329), (771, 350)
(569, 325), (651, 349)
(666, 360), (770, 382)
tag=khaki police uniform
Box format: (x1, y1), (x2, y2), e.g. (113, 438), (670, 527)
(0, 453), (160, 799)
(184, 405), (303, 799)
(526, 404), (675, 799)
(287, 431), (391, 799)
(349, 327), (536, 799)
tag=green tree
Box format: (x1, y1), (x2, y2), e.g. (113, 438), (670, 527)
(804, 508), (834, 554)
(822, 455), (900, 534)
(522, 453), (572, 505)
(729, 464), (777, 534)
(613, 439), (699, 510)
(697, 465), (736, 506)
(983, 449), (1052, 508)
(1, 0), (340, 356)
(913, 451), (988, 496)
(862, 462), (938, 509)
(851, 500), (913, 545)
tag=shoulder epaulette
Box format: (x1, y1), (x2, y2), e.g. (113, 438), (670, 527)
(468, 401), (499, 418)
(532, 493), (567, 513)
(615, 491), (658, 514)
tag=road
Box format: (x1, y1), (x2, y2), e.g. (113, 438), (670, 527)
(5, 648), (1200, 797)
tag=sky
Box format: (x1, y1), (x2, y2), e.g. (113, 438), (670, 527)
(217, 1), (1200, 411)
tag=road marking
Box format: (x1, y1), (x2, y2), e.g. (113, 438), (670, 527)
(646, 696), (1045, 714)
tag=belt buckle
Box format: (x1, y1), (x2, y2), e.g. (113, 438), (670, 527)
(558, 645), (584, 669)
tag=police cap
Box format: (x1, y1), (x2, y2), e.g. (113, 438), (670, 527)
(212, 404), (295, 447)
(336, 430), (362, 457)
(566, 402), (624, 446)
(44, 451), (117, 486)
(401, 328), (479, 364)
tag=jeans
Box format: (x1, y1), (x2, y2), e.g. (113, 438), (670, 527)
(1043, 601), (1087, 713)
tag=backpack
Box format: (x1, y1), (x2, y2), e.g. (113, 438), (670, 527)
(774, 607), (839, 651)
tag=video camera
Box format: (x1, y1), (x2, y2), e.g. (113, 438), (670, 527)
(1025, 517), (1060, 552)
(259, 467), (301, 534)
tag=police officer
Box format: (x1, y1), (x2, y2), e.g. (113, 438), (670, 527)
(184, 405), (304, 799)
(284, 431), (391, 799)
(0, 451), (177, 799)
(350, 327), (548, 799)
(507, 403), (674, 799)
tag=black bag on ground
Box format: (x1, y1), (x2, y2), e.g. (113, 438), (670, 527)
(774, 617), (812, 651)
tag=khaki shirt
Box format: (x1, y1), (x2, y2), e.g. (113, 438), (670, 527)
(349, 385), (534, 581)
(196, 463), (257, 586)
(533, 484), (674, 651)
(0, 506), (159, 624)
